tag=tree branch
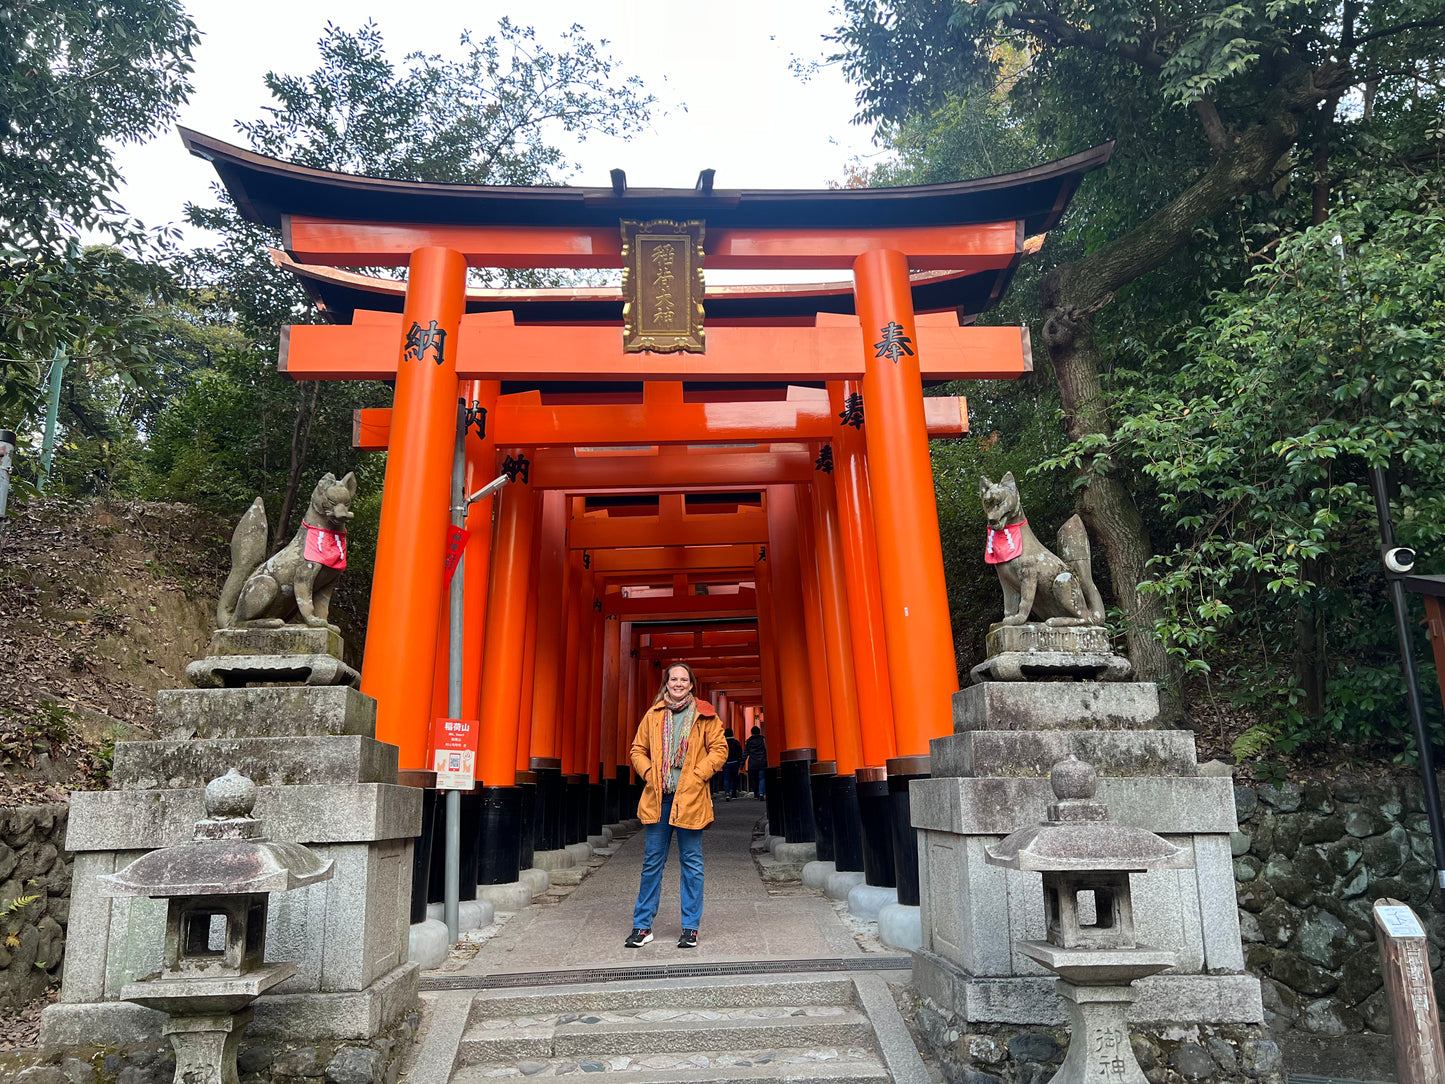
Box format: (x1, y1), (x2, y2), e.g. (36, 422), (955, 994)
(1351, 16), (1445, 50)
(1193, 95), (1229, 156)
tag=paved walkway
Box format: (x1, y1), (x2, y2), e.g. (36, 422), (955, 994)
(454, 795), (867, 976)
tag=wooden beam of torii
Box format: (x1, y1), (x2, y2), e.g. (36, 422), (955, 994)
(602, 591), (758, 618)
(289, 310), (1030, 382)
(570, 507), (769, 550)
(282, 216), (1024, 271)
(526, 448), (814, 492)
(353, 394), (968, 451)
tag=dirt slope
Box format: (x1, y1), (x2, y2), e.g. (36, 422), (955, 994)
(0, 498), (230, 807)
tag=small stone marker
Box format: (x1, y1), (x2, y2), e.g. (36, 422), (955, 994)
(1373, 897), (1445, 1084)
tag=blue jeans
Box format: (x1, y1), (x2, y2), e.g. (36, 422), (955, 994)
(722, 763), (739, 798)
(631, 793), (705, 930)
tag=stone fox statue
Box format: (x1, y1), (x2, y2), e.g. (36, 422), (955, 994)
(978, 472), (1106, 627)
(217, 472), (356, 631)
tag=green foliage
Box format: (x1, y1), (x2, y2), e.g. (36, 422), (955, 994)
(0, 0), (198, 247)
(1058, 169), (1445, 753)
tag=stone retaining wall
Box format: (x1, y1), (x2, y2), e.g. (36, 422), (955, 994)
(0, 804), (69, 1010)
(1233, 775), (1441, 1074)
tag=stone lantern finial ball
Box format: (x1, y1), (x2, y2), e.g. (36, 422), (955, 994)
(1050, 756), (1096, 800)
(204, 768), (258, 818)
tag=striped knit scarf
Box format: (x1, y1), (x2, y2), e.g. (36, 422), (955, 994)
(660, 697), (697, 791)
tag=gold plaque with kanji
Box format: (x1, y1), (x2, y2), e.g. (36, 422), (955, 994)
(621, 219), (705, 353)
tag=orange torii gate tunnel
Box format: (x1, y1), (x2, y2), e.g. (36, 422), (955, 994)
(185, 129), (1109, 919)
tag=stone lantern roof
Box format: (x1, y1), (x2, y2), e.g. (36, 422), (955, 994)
(985, 757), (1193, 873)
(99, 769), (333, 898)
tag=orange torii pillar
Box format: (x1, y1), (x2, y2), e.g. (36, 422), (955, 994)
(559, 548), (588, 847)
(474, 455), (536, 887)
(854, 250), (959, 907)
(765, 484), (819, 844)
(529, 490), (569, 855)
(794, 483), (842, 864)
(599, 612), (623, 824)
(830, 379), (898, 771)
(361, 246), (466, 769)
(513, 500), (542, 872)
(810, 464), (871, 880)
(753, 553), (783, 824)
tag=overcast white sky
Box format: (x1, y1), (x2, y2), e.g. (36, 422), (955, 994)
(112, 0), (885, 274)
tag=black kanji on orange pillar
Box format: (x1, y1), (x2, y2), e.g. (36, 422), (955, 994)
(403, 320), (448, 365)
(873, 321), (914, 363)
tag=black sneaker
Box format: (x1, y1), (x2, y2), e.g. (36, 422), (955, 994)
(677, 928), (698, 949)
(624, 927), (653, 948)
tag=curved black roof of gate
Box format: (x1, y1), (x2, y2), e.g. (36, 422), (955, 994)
(181, 128), (1111, 237)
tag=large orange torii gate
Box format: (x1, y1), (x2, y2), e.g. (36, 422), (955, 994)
(184, 126), (1109, 909)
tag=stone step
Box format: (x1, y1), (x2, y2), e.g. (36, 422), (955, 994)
(451, 1045), (890, 1082)
(458, 1005), (876, 1062)
(467, 975), (858, 1021)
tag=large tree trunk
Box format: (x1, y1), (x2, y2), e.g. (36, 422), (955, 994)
(1038, 301), (1179, 706)
(1033, 61), (1344, 713)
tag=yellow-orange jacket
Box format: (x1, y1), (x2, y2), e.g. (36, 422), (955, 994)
(630, 698), (728, 829)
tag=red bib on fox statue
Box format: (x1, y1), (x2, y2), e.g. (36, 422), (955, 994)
(984, 521), (1024, 565)
(304, 525), (348, 569)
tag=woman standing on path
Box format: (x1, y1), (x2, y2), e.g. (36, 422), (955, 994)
(625, 662), (728, 949)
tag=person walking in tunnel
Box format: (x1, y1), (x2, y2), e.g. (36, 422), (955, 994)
(722, 728), (744, 800)
(626, 662), (728, 949)
(744, 725), (768, 800)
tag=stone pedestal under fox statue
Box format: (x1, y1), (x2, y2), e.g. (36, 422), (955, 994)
(217, 472), (356, 632)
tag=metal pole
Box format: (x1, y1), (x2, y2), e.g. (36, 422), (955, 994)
(0, 429), (15, 563)
(443, 400), (466, 943)
(0, 429), (14, 518)
(39, 349), (68, 493)
(1371, 466), (1445, 893)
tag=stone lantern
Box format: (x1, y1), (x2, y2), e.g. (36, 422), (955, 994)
(99, 769), (334, 1084)
(986, 757), (1193, 1084)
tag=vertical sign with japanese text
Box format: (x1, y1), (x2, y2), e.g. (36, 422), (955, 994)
(1374, 898), (1445, 1083)
(620, 219), (705, 353)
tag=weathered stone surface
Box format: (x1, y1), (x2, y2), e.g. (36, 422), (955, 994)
(1241, 1040), (1283, 1076)
(1234, 786), (1258, 821)
(1256, 901), (1298, 947)
(951, 682), (1160, 733)
(112, 736), (397, 789)
(156, 685), (376, 740)
(970, 650), (1132, 683)
(186, 653), (359, 690)
(1256, 783), (1302, 812)
(1299, 813), (1345, 846)
(984, 623), (1113, 656)
(1336, 948), (1384, 1006)
(1206, 1036), (1238, 1072)
(1269, 954), (1338, 997)
(208, 626), (344, 659)
(326, 1046), (382, 1084)
(1292, 911), (1348, 969)
(1169, 1042), (1216, 1080)
(911, 776), (1237, 835)
(1235, 856), (1261, 882)
(1005, 1031), (1061, 1062)
(931, 729), (1198, 779)
(67, 783), (421, 851)
(1361, 826), (1410, 877)
(1297, 997), (1362, 1034)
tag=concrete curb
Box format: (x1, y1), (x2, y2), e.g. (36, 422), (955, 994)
(407, 990), (472, 1084)
(854, 972), (932, 1084)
